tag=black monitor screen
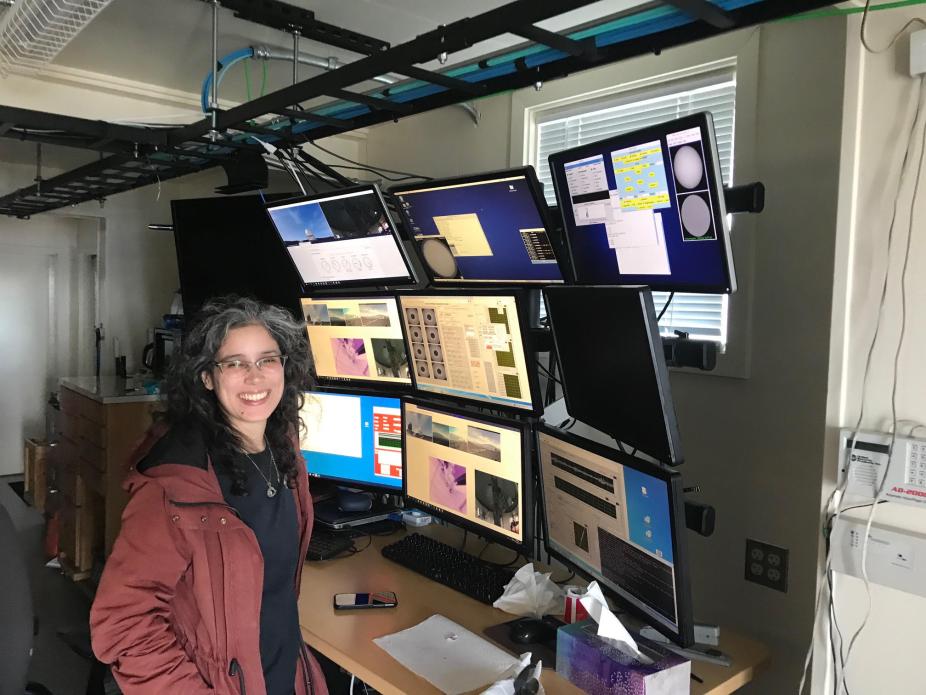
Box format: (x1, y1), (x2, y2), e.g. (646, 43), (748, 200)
(403, 399), (531, 553)
(266, 185), (415, 289)
(301, 295), (410, 388)
(392, 168), (565, 285)
(548, 112), (735, 293)
(543, 285), (682, 465)
(537, 425), (693, 645)
(299, 389), (403, 491)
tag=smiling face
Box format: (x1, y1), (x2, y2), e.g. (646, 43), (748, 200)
(201, 324), (285, 450)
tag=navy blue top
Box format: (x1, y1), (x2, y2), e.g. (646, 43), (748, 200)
(138, 427), (301, 695)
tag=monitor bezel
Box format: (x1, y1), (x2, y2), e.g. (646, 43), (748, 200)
(389, 166), (568, 287)
(534, 422), (694, 647)
(299, 386), (405, 493)
(395, 288), (544, 415)
(547, 111), (736, 294)
(542, 285), (683, 465)
(265, 184), (419, 291)
(300, 292), (413, 393)
(401, 397), (534, 555)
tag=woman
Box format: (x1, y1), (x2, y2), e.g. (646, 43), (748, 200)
(90, 297), (328, 695)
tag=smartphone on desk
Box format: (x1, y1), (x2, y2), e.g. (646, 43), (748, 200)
(333, 591), (398, 610)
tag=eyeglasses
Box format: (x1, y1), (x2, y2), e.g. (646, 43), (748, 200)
(213, 354), (288, 375)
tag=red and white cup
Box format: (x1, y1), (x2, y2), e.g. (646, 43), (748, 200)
(564, 586), (590, 624)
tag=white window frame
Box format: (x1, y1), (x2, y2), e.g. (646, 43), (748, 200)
(509, 29), (759, 379)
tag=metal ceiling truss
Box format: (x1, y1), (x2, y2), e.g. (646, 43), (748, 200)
(0, 0), (833, 218)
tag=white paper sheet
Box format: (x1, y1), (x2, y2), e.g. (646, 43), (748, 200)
(373, 614), (521, 695)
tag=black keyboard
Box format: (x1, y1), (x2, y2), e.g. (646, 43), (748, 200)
(306, 529), (354, 561)
(381, 533), (515, 604)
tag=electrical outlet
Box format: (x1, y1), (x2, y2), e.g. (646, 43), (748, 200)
(744, 539), (789, 592)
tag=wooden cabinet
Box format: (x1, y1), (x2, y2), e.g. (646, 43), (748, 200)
(53, 381), (160, 580)
(23, 438), (52, 513)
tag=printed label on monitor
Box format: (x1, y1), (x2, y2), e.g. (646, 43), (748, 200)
(302, 297), (410, 385)
(538, 431), (679, 629)
(405, 402), (523, 542)
(299, 392), (403, 490)
(400, 294), (533, 410)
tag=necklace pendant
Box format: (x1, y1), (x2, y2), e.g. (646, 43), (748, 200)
(266, 485), (277, 498)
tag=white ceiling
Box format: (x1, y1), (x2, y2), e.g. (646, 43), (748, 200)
(48, 0), (641, 110)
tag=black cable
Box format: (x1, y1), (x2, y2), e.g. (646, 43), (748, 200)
(327, 163), (426, 182)
(308, 140), (433, 180)
(536, 359), (562, 385)
(552, 570), (576, 585)
(656, 291), (675, 322)
(460, 529), (468, 551)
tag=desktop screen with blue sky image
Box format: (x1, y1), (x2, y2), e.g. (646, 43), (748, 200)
(299, 390), (403, 491)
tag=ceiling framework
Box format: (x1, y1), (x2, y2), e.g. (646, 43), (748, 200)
(0, 0), (833, 218)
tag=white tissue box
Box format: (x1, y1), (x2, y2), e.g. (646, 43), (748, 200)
(556, 620), (690, 695)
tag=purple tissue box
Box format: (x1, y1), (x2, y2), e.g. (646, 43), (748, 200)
(556, 620), (690, 695)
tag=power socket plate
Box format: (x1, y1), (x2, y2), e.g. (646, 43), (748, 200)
(744, 539), (789, 592)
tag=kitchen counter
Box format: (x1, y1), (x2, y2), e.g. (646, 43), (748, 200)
(59, 376), (163, 404)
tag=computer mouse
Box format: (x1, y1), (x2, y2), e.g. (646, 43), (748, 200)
(337, 490), (373, 513)
(509, 619), (556, 645)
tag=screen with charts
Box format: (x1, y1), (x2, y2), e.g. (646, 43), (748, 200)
(537, 426), (692, 645)
(299, 390), (403, 491)
(391, 169), (564, 285)
(548, 112), (736, 293)
(266, 186), (415, 289)
(398, 293), (538, 412)
(302, 296), (410, 387)
(403, 400), (528, 548)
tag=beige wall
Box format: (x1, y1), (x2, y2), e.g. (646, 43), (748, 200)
(367, 17), (848, 694)
(812, 9), (926, 695)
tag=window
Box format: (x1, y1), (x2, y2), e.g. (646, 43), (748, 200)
(533, 70), (736, 343)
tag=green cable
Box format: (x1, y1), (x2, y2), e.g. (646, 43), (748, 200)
(779, 0), (926, 22)
(261, 60), (268, 98)
(244, 57), (252, 101)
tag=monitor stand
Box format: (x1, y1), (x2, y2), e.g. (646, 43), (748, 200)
(313, 494), (400, 530)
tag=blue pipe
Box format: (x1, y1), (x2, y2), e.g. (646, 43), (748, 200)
(200, 47), (255, 113)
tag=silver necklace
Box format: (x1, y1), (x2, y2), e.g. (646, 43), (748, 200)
(242, 440), (280, 498)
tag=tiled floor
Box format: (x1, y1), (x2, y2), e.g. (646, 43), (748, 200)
(0, 478), (93, 695)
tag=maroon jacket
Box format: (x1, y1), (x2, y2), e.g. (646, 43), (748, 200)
(90, 426), (328, 695)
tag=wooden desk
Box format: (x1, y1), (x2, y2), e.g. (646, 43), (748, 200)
(298, 528), (769, 695)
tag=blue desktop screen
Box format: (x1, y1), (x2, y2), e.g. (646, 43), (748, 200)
(623, 467), (674, 563)
(549, 115), (735, 293)
(299, 391), (403, 490)
(394, 174), (564, 284)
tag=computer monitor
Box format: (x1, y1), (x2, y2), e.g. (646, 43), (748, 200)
(543, 286), (682, 465)
(403, 399), (532, 553)
(397, 291), (541, 414)
(299, 389), (403, 492)
(536, 424), (693, 646)
(266, 185), (416, 289)
(547, 112), (736, 294)
(390, 167), (566, 285)
(301, 295), (410, 389)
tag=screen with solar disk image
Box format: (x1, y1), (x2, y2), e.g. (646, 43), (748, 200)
(403, 399), (530, 551)
(548, 111), (736, 293)
(391, 168), (565, 285)
(266, 185), (415, 289)
(537, 425), (693, 645)
(302, 296), (410, 388)
(299, 390), (403, 492)
(397, 292), (540, 413)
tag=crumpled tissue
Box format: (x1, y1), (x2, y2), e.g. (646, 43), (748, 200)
(481, 653), (545, 695)
(580, 580), (652, 665)
(492, 563), (564, 618)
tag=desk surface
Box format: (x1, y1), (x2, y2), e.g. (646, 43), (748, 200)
(298, 528), (769, 695)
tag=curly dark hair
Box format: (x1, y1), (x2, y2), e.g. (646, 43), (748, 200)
(163, 296), (312, 495)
